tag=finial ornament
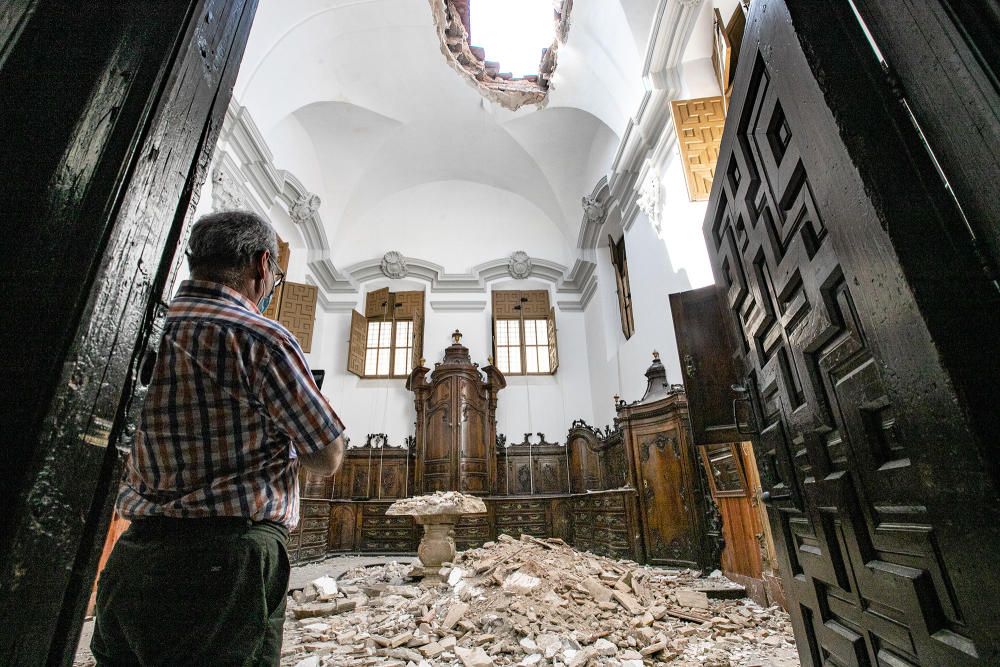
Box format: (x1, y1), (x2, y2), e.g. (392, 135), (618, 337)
(653, 350), (660, 360)
(613, 393), (620, 404)
(452, 329), (463, 344)
(488, 355), (494, 365)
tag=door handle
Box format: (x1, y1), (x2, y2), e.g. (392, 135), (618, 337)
(731, 384), (759, 435)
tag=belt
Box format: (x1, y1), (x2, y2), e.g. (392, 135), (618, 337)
(130, 516), (289, 541)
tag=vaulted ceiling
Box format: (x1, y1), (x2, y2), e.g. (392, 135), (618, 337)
(233, 0), (663, 265)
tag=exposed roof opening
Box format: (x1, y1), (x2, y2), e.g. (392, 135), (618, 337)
(429, 0), (573, 111)
(471, 0), (556, 79)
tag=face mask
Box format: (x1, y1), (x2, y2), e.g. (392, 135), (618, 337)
(258, 288), (274, 313)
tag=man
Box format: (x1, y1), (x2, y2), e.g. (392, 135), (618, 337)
(92, 211), (345, 665)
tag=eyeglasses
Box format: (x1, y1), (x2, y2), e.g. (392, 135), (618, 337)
(268, 255), (286, 290)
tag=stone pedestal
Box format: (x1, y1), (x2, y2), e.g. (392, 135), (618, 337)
(386, 491), (487, 583)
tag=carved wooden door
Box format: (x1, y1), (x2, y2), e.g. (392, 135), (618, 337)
(634, 424), (701, 567)
(424, 379), (454, 492)
(669, 286), (741, 445)
(706, 0), (1000, 664)
(457, 379), (489, 493)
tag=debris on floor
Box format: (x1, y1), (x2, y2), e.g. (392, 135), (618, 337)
(281, 534), (800, 666)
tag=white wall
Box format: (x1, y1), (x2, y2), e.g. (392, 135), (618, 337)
(308, 280), (594, 447)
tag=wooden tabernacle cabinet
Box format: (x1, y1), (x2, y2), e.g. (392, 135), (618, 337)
(615, 353), (717, 569)
(406, 330), (505, 495)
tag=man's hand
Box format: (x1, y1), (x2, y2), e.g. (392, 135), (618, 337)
(300, 434), (345, 477)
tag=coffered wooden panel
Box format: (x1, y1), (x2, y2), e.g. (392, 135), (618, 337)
(671, 96), (726, 201)
(277, 281), (318, 352)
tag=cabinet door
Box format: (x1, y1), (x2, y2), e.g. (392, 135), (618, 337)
(457, 379), (488, 493)
(635, 427), (698, 567)
(669, 285), (741, 445)
(423, 379), (454, 492)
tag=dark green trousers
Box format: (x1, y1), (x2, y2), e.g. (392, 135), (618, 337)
(92, 518), (290, 666)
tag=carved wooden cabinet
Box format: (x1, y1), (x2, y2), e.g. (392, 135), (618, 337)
(407, 331), (505, 495)
(616, 354), (716, 569)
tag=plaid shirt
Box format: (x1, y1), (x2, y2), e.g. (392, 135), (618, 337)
(116, 280), (344, 529)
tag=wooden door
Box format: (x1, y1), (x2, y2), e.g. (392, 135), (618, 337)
(669, 286), (741, 445)
(457, 378), (489, 494)
(634, 425), (700, 567)
(706, 1), (1000, 664)
(0, 1), (258, 661)
(423, 379), (455, 492)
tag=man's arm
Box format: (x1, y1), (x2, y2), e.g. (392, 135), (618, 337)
(299, 433), (345, 477)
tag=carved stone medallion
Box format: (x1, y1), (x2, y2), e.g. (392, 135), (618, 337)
(380, 251), (408, 279)
(508, 251), (532, 279)
(289, 192), (321, 223)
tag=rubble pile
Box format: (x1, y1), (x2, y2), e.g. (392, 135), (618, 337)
(282, 534), (799, 667)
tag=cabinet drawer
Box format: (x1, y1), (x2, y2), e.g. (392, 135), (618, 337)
(496, 500), (545, 513)
(360, 539), (415, 552)
(301, 501), (329, 518)
(362, 516), (413, 529)
(495, 512), (545, 525)
(361, 503), (394, 517)
(363, 527), (414, 540)
(297, 544), (326, 562)
(300, 517), (329, 533)
(301, 530), (326, 547)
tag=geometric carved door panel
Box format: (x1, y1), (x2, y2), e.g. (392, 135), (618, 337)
(705, 1), (1000, 664)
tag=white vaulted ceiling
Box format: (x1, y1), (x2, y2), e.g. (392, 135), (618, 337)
(233, 0), (660, 267)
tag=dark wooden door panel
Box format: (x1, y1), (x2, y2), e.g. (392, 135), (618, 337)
(705, 0), (1000, 664)
(669, 285), (741, 445)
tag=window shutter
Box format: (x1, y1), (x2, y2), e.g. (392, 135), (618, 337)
(412, 306), (424, 369)
(263, 238), (291, 320)
(547, 306), (559, 373)
(347, 309), (366, 377)
(277, 282), (318, 352)
(365, 287), (391, 318)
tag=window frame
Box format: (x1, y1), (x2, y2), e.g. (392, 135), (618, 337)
(362, 315), (415, 379)
(491, 289), (558, 377)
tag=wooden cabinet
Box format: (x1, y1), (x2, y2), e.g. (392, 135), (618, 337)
(407, 331), (505, 495)
(616, 354), (716, 569)
(289, 498), (331, 564)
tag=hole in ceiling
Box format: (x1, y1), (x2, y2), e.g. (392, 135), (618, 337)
(430, 0), (573, 111)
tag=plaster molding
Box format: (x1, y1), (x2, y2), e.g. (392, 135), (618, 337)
(587, 0), (701, 244)
(429, 300), (488, 312)
(215, 101), (599, 311)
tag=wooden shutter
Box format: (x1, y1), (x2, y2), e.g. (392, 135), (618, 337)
(669, 285), (741, 445)
(276, 282), (318, 352)
(412, 305), (424, 369)
(365, 287), (391, 318)
(547, 306), (558, 373)
(262, 238), (290, 320)
(347, 309), (366, 377)
(609, 235), (634, 339)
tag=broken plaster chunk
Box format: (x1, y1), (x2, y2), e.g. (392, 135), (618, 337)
(310, 575), (338, 600)
(455, 645), (495, 667)
(593, 638), (617, 656)
(442, 601), (469, 630)
(503, 571), (541, 595)
(675, 589), (710, 610)
(386, 491), (487, 517)
(612, 590), (644, 615)
(582, 577), (614, 603)
(519, 654), (542, 666)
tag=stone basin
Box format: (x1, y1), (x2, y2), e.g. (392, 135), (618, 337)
(387, 491), (487, 582)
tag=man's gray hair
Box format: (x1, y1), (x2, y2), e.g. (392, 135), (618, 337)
(187, 210), (279, 286)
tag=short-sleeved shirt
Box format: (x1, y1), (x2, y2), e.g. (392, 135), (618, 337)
(116, 280), (344, 529)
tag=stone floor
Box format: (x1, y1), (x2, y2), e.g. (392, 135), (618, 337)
(75, 541), (800, 666)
